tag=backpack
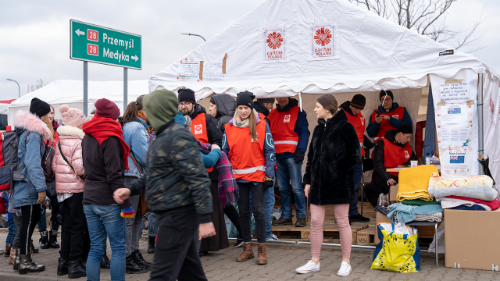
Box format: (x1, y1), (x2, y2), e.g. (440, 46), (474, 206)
(0, 128), (24, 191)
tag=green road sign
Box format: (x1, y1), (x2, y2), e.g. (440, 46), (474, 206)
(70, 20), (142, 70)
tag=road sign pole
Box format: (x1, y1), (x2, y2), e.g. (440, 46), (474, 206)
(124, 67), (128, 114)
(83, 61), (88, 116)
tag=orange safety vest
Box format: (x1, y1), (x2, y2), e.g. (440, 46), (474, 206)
(190, 113), (213, 173)
(268, 106), (300, 154)
(371, 106), (405, 143)
(345, 110), (366, 156)
(224, 121), (267, 182)
(382, 138), (412, 177)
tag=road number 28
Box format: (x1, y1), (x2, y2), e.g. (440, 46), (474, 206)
(87, 29), (99, 42)
(87, 44), (99, 56)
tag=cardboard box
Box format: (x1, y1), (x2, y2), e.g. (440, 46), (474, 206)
(374, 212), (392, 244)
(390, 184), (398, 203)
(445, 209), (500, 271)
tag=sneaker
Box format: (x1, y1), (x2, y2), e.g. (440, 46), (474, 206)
(337, 261), (352, 277)
(266, 234), (279, 242)
(349, 214), (370, 223)
(296, 260), (320, 274)
(234, 239), (244, 248)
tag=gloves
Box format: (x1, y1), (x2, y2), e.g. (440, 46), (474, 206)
(264, 176), (274, 190)
(120, 207), (135, 219)
(36, 191), (46, 204)
(294, 150), (305, 163)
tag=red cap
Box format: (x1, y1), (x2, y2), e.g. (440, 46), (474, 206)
(94, 98), (120, 120)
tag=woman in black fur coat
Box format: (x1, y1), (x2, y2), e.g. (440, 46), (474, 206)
(296, 94), (361, 277)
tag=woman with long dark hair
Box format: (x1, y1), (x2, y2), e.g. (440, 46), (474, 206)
(296, 94), (360, 277)
(222, 91), (276, 265)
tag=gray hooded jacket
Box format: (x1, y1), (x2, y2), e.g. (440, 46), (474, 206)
(211, 94), (236, 133)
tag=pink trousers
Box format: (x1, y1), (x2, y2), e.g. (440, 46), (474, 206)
(310, 204), (351, 259)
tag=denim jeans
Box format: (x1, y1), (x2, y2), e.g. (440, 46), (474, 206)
(148, 212), (158, 238)
(276, 158), (306, 219)
(84, 204), (126, 281)
(37, 195), (60, 232)
(250, 186), (275, 238)
(349, 162), (363, 217)
(6, 218), (17, 246)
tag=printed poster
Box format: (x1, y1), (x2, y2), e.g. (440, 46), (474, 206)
(264, 28), (286, 62)
(441, 103), (468, 124)
(312, 25), (334, 59)
(203, 62), (224, 81)
(177, 59), (199, 81)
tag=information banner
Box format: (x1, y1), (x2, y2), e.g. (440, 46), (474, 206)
(264, 28), (286, 62)
(312, 25), (334, 59)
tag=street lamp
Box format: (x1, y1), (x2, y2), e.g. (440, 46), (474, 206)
(181, 33), (206, 42)
(6, 79), (20, 98)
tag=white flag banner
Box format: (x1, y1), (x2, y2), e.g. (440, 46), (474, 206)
(264, 28), (286, 62)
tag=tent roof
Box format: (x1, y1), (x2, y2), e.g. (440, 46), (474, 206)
(10, 80), (149, 107)
(149, 0), (492, 100)
(0, 99), (15, 115)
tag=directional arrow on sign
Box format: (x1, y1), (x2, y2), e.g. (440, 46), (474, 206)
(75, 29), (85, 36)
(131, 55), (139, 62)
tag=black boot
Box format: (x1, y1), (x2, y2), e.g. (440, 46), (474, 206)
(147, 237), (155, 254)
(48, 230), (60, 248)
(18, 253), (45, 274)
(31, 240), (39, 253)
(126, 254), (146, 274)
(100, 254), (111, 269)
(39, 231), (49, 249)
(13, 249), (19, 271)
(57, 257), (68, 276)
(133, 250), (151, 269)
(5, 244), (11, 257)
(68, 259), (87, 279)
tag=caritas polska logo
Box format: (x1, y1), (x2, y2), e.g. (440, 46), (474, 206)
(312, 26), (334, 58)
(265, 30), (285, 61)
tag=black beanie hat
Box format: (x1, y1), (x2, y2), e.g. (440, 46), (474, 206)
(29, 97), (51, 118)
(396, 124), (413, 134)
(350, 94), (366, 109)
(178, 88), (196, 104)
(380, 90), (394, 101)
(236, 91), (255, 109)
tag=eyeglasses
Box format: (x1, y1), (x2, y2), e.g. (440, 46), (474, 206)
(179, 102), (192, 108)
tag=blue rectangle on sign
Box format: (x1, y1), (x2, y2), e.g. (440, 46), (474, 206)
(450, 156), (465, 163)
(448, 108), (461, 114)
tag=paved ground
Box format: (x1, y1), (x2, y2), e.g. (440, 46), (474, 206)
(0, 231), (497, 280)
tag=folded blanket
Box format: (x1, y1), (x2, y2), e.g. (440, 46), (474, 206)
(429, 173), (497, 201)
(397, 165), (438, 202)
(452, 205), (486, 211)
(437, 197), (492, 210)
(412, 212), (443, 222)
(401, 199), (440, 206)
(446, 196), (500, 210)
(387, 202), (444, 223)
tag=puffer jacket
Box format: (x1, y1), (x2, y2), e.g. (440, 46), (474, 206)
(52, 125), (85, 193)
(11, 110), (51, 208)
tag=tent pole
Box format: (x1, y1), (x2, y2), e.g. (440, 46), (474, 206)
(83, 61), (88, 116)
(477, 73), (484, 175)
(124, 68), (128, 113)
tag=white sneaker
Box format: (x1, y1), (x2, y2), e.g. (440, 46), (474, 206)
(266, 233), (280, 242)
(296, 260), (320, 274)
(337, 261), (352, 277)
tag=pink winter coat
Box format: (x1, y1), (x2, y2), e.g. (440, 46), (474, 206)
(52, 125), (85, 193)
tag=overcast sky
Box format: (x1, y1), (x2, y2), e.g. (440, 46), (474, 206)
(1, 0), (499, 100)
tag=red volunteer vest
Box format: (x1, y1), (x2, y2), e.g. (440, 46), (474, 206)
(382, 138), (412, 177)
(190, 113), (213, 173)
(268, 106), (300, 154)
(345, 111), (366, 156)
(371, 106), (405, 143)
(225, 121), (267, 182)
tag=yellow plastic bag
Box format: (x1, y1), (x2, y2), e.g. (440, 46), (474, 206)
(370, 222), (420, 273)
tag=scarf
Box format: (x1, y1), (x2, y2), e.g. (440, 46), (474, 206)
(137, 111), (154, 135)
(82, 115), (131, 170)
(199, 141), (239, 208)
(232, 109), (260, 128)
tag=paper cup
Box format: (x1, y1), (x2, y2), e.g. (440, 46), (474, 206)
(411, 160), (418, 167)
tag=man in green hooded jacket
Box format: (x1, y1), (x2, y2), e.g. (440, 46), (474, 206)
(114, 89), (215, 281)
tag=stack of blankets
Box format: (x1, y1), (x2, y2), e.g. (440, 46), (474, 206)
(429, 173), (499, 211)
(387, 166), (444, 223)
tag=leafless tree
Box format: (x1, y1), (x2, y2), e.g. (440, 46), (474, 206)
(348, 0), (484, 51)
(29, 79), (46, 92)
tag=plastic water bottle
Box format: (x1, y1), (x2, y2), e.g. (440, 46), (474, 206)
(425, 153), (431, 165)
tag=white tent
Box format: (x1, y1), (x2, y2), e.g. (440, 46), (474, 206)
(149, 0), (500, 182)
(8, 80), (149, 124)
